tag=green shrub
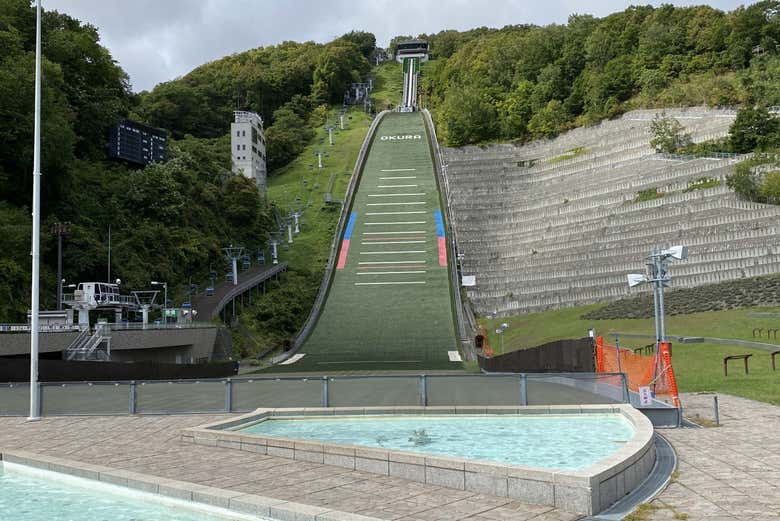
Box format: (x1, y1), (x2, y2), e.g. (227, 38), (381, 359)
(634, 188), (665, 203)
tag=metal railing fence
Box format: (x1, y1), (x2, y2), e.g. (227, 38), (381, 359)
(0, 373), (629, 417)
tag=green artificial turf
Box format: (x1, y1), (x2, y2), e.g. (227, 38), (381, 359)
(284, 112), (459, 371)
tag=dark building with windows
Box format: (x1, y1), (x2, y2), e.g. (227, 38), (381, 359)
(108, 119), (167, 165)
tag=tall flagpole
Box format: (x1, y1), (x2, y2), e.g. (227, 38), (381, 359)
(29, 0), (42, 421)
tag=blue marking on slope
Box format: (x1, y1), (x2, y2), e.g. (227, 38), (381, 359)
(434, 210), (444, 237)
(344, 212), (358, 240)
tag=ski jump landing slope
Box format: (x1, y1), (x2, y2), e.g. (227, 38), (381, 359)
(289, 112), (459, 371)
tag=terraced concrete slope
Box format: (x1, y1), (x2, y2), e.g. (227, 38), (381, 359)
(289, 112), (459, 370)
(443, 107), (780, 315)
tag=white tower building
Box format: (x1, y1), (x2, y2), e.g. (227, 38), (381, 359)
(231, 111), (268, 194)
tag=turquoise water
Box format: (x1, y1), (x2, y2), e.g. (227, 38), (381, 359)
(241, 414), (634, 470)
(0, 464), (255, 521)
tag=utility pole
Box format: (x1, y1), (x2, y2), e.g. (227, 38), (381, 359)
(51, 222), (70, 310)
(107, 225), (111, 283)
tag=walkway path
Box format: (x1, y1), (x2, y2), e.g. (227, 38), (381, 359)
(192, 263), (287, 320)
(648, 393), (780, 520)
(0, 414), (575, 521)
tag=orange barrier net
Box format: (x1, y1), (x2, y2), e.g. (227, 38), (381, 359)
(595, 336), (680, 406)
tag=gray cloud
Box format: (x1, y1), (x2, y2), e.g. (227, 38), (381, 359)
(43, 0), (757, 92)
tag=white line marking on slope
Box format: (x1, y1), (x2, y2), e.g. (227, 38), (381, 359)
(360, 241), (426, 245)
(365, 222), (426, 225)
(366, 202), (426, 206)
(379, 176), (417, 180)
(363, 231), (426, 235)
(380, 168), (416, 172)
(359, 251), (426, 255)
(359, 261), (427, 264)
(366, 211), (426, 215)
(355, 281), (426, 285)
(367, 193), (425, 197)
(356, 271), (427, 275)
(280, 353), (305, 365)
(377, 185), (418, 188)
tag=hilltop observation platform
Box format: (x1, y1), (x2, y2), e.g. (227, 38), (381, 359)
(394, 39), (429, 62)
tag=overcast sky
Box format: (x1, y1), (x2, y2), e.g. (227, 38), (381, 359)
(44, 0), (757, 92)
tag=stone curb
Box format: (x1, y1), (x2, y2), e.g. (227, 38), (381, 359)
(184, 404), (656, 515)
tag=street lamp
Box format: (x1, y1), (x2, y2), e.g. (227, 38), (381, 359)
(627, 245), (688, 353)
(151, 281), (168, 324)
(51, 222), (70, 310)
(28, 0), (43, 421)
(495, 322), (509, 353)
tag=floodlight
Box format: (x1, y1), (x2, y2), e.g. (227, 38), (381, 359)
(662, 245), (688, 260)
(627, 274), (647, 287)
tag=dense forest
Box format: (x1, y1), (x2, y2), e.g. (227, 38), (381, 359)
(416, 2), (780, 146)
(0, 0), (373, 322)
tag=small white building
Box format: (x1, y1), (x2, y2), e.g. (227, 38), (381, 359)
(231, 111), (268, 194)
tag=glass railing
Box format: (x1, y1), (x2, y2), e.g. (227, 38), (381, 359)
(0, 373), (630, 417)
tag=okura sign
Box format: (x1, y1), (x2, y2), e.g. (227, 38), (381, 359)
(380, 134), (423, 141)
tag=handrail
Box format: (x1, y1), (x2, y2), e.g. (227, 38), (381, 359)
(211, 262), (288, 319)
(422, 109), (475, 358)
(285, 110), (390, 357)
(0, 324), (81, 333)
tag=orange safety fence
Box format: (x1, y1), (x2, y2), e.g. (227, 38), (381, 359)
(476, 325), (494, 357)
(594, 336), (680, 407)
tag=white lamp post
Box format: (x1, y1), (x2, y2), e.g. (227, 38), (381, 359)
(28, 0), (43, 421)
(151, 281), (168, 324)
(495, 322), (509, 353)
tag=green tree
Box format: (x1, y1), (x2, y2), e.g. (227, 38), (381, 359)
(760, 170), (780, 201)
(650, 113), (692, 153)
(438, 86), (499, 146)
(528, 100), (569, 139)
(728, 106), (780, 153)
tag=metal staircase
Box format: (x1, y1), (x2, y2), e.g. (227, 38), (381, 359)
(63, 324), (111, 361)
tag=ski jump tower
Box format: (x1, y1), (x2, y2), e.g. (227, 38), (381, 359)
(395, 39), (428, 112)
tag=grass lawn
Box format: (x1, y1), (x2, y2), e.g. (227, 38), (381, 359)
(480, 305), (780, 405)
(267, 107), (372, 273)
(371, 61), (403, 111)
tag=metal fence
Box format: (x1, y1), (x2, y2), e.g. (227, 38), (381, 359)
(0, 373), (629, 417)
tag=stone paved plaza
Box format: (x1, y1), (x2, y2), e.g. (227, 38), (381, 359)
(0, 393), (778, 520)
(648, 393), (780, 520)
(0, 413), (577, 521)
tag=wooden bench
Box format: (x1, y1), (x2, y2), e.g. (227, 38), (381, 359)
(723, 354), (751, 376)
(772, 351), (780, 371)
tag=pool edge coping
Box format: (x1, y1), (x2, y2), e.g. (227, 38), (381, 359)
(0, 449), (383, 521)
(182, 404), (656, 516)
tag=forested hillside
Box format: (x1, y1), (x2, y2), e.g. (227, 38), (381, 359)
(0, 0), (374, 322)
(417, 2), (780, 146)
